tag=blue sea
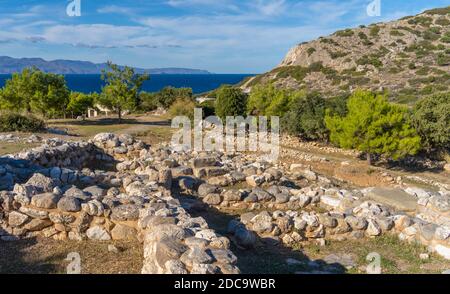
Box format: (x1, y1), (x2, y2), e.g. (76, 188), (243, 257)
(0, 74), (254, 94)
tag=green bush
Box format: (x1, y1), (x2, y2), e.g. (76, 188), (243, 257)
(369, 25), (381, 37)
(0, 68), (70, 118)
(307, 48), (316, 56)
(325, 90), (421, 164)
(153, 87), (193, 109)
(169, 98), (196, 121)
(390, 29), (405, 36)
(435, 17), (450, 26)
(0, 112), (45, 132)
(437, 53), (450, 66)
(215, 86), (247, 120)
(336, 29), (354, 37)
(282, 93), (328, 141)
(412, 92), (450, 151)
(198, 100), (216, 118)
(441, 32), (450, 43)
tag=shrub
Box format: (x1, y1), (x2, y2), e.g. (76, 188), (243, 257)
(357, 55), (383, 68)
(0, 68), (70, 118)
(0, 112), (45, 132)
(67, 92), (95, 117)
(435, 17), (450, 26)
(139, 92), (158, 112)
(329, 51), (349, 59)
(169, 98), (196, 121)
(441, 32), (450, 43)
(390, 29), (404, 36)
(198, 100), (216, 118)
(325, 90), (421, 164)
(412, 92), (450, 151)
(336, 29), (354, 37)
(282, 92), (328, 141)
(153, 87), (193, 109)
(369, 25), (381, 37)
(436, 53), (450, 66)
(215, 86), (247, 120)
(307, 48), (316, 56)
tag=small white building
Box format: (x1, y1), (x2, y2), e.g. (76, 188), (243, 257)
(87, 104), (112, 118)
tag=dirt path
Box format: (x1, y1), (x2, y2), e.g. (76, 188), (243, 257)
(281, 142), (450, 191)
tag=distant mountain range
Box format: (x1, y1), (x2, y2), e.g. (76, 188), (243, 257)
(0, 56), (212, 75)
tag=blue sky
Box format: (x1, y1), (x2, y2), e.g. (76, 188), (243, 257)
(0, 0), (449, 73)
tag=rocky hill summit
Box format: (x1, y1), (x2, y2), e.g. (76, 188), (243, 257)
(245, 6), (450, 104)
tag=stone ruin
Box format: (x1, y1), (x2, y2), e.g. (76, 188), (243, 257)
(0, 133), (449, 274)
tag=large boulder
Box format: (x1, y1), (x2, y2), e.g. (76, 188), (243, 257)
(31, 193), (60, 209)
(57, 196), (82, 212)
(25, 173), (56, 193)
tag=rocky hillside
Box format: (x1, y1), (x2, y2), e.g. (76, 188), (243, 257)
(244, 6), (450, 104)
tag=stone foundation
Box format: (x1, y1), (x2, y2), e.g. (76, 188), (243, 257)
(1, 133), (449, 275)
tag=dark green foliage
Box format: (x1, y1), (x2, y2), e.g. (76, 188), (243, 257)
(329, 51), (349, 59)
(325, 90), (421, 163)
(0, 112), (45, 132)
(0, 68), (70, 118)
(307, 48), (316, 56)
(390, 29), (405, 36)
(412, 92), (450, 151)
(153, 87), (193, 109)
(215, 86), (247, 120)
(369, 25), (381, 37)
(198, 100), (216, 118)
(67, 92), (96, 117)
(281, 93), (349, 141)
(336, 29), (354, 37)
(357, 55), (383, 68)
(435, 17), (450, 26)
(424, 6), (450, 15)
(408, 16), (433, 27)
(436, 53), (450, 66)
(441, 32), (450, 43)
(281, 92), (328, 141)
(139, 92), (158, 111)
(98, 61), (149, 122)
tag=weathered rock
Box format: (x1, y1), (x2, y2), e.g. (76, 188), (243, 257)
(25, 173), (55, 193)
(366, 219), (382, 236)
(57, 196), (82, 212)
(234, 226), (257, 249)
(86, 226), (111, 241)
(111, 204), (140, 221)
(8, 211), (30, 227)
(345, 216), (368, 230)
(31, 193), (60, 209)
(192, 157), (217, 168)
(198, 184), (219, 198)
(23, 219), (52, 231)
(111, 224), (137, 240)
(222, 190), (243, 202)
(203, 193), (222, 205)
(365, 187), (417, 212)
(246, 175), (265, 187)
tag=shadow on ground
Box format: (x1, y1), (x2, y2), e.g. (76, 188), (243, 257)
(174, 191), (348, 274)
(51, 118), (171, 127)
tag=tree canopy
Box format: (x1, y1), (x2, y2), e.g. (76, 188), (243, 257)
(97, 61), (149, 122)
(215, 85), (247, 120)
(325, 90), (422, 164)
(412, 92), (450, 151)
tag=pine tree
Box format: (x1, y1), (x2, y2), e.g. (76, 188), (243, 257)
(325, 90), (421, 164)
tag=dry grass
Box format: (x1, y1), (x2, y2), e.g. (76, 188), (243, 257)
(0, 237), (143, 274)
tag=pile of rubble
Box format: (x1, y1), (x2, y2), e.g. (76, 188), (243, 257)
(1, 132), (449, 275)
